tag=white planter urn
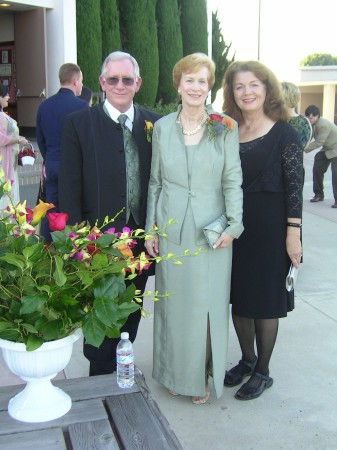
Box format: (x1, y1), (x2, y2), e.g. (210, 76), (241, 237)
(0, 328), (81, 423)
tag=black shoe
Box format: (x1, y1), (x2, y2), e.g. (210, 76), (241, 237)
(310, 195), (324, 203)
(332, 202), (337, 208)
(224, 359), (257, 387)
(234, 372), (273, 400)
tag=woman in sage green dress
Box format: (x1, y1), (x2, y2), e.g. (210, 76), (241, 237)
(145, 53), (244, 404)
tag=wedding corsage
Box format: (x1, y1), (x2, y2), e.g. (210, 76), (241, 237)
(207, 114), (234, 141)
(144, 120), (154, 143)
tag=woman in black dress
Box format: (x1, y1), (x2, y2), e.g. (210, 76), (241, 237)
(222, 61), (303, 400)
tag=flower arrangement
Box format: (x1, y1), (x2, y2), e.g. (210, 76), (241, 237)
(144, 120), (154, 142)
(18, 143), (36, 166)
(0, 175), (194, 351)
(207, 114), (234, 141)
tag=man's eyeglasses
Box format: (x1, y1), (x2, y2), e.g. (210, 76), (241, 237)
(104, 77), (135, 86)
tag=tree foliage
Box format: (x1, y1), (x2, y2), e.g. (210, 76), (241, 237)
(100, 0), (121, 60)
(300, 53), (337, 66)
(76, 0), (102, 92)
(118, 0), (159, 107)
(211, 10), (234, 102)
(156, 0), (183, 103)
(178, 0), (208, 55)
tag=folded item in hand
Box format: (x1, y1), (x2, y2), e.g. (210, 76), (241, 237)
(285, 264), (299, 291)
(203, 214), (227, 248)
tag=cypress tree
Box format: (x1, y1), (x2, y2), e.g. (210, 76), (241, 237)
(178, 0), (208, 55)
(100, 0), (121, 60)
(211, 11), (234, 102)
(76, 0), (102, 92)
(156, 0), (183, 103)
(118, 0), (159, 107)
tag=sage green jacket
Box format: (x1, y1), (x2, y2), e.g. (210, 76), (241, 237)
(146, 105), (244, 245)
(304, 116), (337, 159)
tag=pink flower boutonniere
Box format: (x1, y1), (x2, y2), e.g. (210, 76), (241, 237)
(144, 120), (154, 142)
(207, 114), (234, 141)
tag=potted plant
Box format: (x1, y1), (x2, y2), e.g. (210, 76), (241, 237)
(0, 170), (187, 422)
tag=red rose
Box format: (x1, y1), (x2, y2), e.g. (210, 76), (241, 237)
(47, 212), (68, 231)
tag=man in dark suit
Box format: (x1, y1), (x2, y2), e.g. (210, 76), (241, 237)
(36, 63), (89, 240)
(58, 51), (160, 375)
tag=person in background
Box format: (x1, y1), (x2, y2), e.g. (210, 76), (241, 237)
(36, 63), (89, 240)
(281, 81), (312, 149)
(0, 84), (29, 209)
(222, 61), (303, 400)
(145, 53), (244, 404)
(79, 86), (93, 106)
(58, 51), (160, 376)
(304, 105), (337, 208)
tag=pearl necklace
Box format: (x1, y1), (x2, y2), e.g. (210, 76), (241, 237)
(176, 111), (208, 136)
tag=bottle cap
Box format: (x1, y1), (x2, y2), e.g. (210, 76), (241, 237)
(121, 332), (129, 340)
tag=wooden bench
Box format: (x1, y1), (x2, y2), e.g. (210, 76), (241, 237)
(0, 369), (182, 450)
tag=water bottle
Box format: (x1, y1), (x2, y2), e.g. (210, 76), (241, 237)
(116, 332), (134, 388)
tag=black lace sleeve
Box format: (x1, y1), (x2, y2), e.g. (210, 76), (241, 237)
(282, 135), (303, 218)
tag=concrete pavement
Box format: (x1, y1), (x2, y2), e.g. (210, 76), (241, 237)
(1, 149), (337, 449)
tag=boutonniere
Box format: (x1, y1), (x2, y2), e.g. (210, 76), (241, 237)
(144, 120), (154, 142)
(207, 114), (234, 141)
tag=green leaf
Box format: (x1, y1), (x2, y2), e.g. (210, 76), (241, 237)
(26, 335), (44, 351)
(93, 274), (125, 301)
(90, 253), (109, 269)
(94, 234), (116, 247)
(53, 255), (67, 286)
(82, 311), (106, 347)
(37, 319), (64, 340)
(0, 328), (21, 341)
(0, 253), (26, 270)
(20, 295), (46, 314)
(93, 297), (117, 327)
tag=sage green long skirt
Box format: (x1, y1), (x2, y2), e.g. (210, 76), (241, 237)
(152, 151), (232, 399)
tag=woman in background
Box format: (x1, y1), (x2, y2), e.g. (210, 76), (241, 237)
(0, 84), (28, 209)
(281, 81), (312, 149)
(222, 61), (303, 400)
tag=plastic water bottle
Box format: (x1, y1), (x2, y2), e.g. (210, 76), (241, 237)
(116, 332), (134, 388)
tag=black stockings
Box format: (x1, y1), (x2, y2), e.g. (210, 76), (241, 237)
(232, 313), (279, 376)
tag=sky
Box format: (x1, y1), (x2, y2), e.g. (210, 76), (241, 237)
(213, 0), (337, 83)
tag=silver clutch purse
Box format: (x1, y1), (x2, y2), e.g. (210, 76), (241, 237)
(203, 214), (227, 248)
(285, 264), (299, 291)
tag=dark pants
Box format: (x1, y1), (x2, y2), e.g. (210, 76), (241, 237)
(313, 152), (337, 201)
(84, 271), (148, 376)
(83, 214), (150, 376)
(40, 159), (59, 242)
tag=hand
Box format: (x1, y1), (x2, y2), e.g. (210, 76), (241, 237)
(286, 232), (302, 268)
(145, 235), (159, 257)
(19, 136), (29, 145)
(213, 232), (234, 249)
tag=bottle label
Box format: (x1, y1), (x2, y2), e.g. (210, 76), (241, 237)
(117, 353), (134, 365)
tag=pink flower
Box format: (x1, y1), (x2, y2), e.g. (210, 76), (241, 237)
(47, 212), (68, 231)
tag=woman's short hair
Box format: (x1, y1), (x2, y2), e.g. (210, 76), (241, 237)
(172, 53), (216, 90)
(101, 51), (140, 78)
(222, 60), (289, 124)
(281, 81), (300, 109)
(59, 63), (82, 85)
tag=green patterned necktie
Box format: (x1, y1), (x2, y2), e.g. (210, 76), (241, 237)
(118, 114), (141, 224)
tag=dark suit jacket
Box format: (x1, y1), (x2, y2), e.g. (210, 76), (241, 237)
(36, 88), (89, 162)
(59, 102), (160, 233)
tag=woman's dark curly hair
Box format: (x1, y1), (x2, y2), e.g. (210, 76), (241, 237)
(222, 60), (289, 125)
